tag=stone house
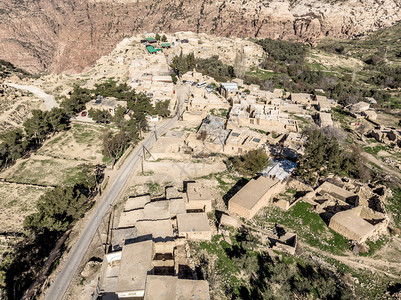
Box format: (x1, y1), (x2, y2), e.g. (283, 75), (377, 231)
(85, 96), (127, 116)
(219, 82), (239, 99)
(228, 176), (286, 219)
(316, 112), (333, 127)
(176, 213), (211, 240)
(329, 206), (389, 243)
(185, 182), (212, 212)
(316, 95), (331, 112)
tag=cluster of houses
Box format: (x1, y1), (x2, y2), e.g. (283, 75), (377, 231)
(303, 180), (390, 244)
(96, 182), (213, 299)
(87, 32), (398, 299)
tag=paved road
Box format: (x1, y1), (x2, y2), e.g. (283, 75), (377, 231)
(44, 90), (184, 300)
(6, 83), (59, 111)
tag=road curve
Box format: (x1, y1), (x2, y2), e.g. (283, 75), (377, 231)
(6, 83), (59, 111)
(44, 116), (178, 300)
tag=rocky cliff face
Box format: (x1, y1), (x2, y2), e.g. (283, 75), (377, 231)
(1, 0), (401, 74)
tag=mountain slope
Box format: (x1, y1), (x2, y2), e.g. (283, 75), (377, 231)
(1, 0), (401, 74)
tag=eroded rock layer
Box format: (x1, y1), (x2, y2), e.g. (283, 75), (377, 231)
(1, 0), (400, 73)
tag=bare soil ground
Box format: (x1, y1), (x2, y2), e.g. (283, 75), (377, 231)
(307, 50), (364, 71)
(376, 111), (400, 128)
(0, 183), (49, 264)
(0, 183), (48, 233)
(38, 123), (106, 164)
(0, 91), (42, 133)
(1, 155), (85, 186)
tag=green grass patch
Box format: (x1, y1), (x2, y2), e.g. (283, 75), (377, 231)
(361, 236), (389, 256)
(363, 144), (390, 156)
(256, 202), (350, 254)
(385, 189), (401, 229)
(145, 182), (162, 195)
(246, 67), (276, 80)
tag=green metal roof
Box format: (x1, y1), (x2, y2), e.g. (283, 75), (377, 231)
(146, 46), (157, 53)
(146, 37), (156, 41)
(146, 46), (162, 53)
(161, 43), (171, 47)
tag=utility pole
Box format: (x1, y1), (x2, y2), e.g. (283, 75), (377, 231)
(154, 125), (158, 141)
(141, 146), (145, 175)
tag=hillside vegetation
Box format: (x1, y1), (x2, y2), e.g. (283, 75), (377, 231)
(243, 25), (401, 109)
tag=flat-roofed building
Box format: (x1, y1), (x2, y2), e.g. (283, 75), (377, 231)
(118, 200), (170, 229)
(316, 95), (331, 112)
(177, 278), (210, 300)
(291, 93), (312, 108)
(316, 112), (333, 127)
(220, 82), (238, 99)
(124, 195), (151, 212)
(186, 182), (212, 212)
(86, 96), (127, 116)
(328, 206), (388, 243)
(177, 213), (211, 240)
(115, 240), (153, 299)
(224, 128), (266, 156)
(144, 275), (210, 300)
(316, 181), (358, 205)
(228, 176), (286, 219)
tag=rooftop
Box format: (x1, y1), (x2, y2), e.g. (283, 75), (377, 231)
(116, 240), (153, 293)
(220, 82), (238, 92)
(229, 176), (281, 210)
(177, 213), (210, 233)
(135, 219), (174, 242)
(177, 279), (210, 300)
(186, 182), (212, 202)
(318, 112), (332, 122)
(144, 276), (210, 300)
(144, 275), (177, 300)
(317, 182), (355, 200)
(169, 197), (186, 216)
(124, 195), (151, 211)
(330, 209), (375, 240)
(261, 159), (298, 181)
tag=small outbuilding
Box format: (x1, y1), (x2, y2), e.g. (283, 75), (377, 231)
(228, 176), (286, 219)
(177, 213), (211, 240)
(186, 182), (212, 212)
(220, 82), (238, 99)
(316, 112), (333, 127)
(329, 206), (388, 243)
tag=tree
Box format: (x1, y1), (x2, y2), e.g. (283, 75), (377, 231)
(93, 80), (134, 101)
(61, 86), (92, 116)
(46, 107), (70, 133)
(229, 149), (270, 177)
(295, 128), (370, 184)
(102, 130), (129, 165)
(154, 100), (170, 118)
(155, 33), (161, 41)
(23, 185), (87, 234)
(88, 108), (112, 124)
(161, 35), (167, 42)
(113, 105), (128, 129)
(0, 129), (28, 167)
(23, 110), (51, 145)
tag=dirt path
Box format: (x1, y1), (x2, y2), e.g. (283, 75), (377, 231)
(304, 243), (401, 279)
(362, 152), (401, 180)
(7, 83), (59, 111)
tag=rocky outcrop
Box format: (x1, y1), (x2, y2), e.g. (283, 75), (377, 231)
(1, 0), (401, 74)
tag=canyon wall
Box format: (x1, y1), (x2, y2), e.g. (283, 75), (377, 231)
(1, 0), (401, 74)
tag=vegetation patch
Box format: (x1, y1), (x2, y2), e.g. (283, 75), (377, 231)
(255, 202), (350, 255)
(195, 227), (354, 299)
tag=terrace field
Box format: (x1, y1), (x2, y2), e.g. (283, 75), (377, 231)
(38, 123), (106, 163)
